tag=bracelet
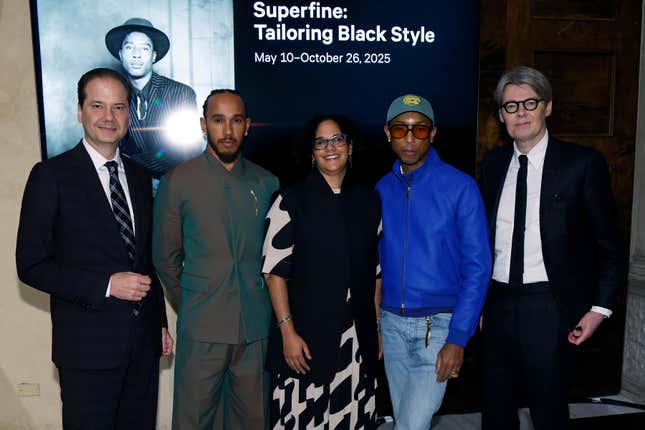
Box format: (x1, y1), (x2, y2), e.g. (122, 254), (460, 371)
(376, 318), (381, 332)
(277, 315), (292, 327)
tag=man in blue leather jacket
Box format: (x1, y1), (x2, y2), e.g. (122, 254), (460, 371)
(376, 94), (491, 429)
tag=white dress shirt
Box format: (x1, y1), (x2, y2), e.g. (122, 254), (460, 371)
(493, 132), (549, 284)
(82, 140), (136, 297)
(491, 131), (611, 317)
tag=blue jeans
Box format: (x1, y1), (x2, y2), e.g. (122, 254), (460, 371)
(381, 310), (452, 430)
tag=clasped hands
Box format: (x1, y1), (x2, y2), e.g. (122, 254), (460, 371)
(110, 272), (151, 301)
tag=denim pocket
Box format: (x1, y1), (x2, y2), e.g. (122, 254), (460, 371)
(431, 313), (452, 330)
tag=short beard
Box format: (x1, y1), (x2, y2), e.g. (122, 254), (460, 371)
(208, 138), (241, 164)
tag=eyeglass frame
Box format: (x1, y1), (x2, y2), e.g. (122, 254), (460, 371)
(312, 133), (349, 150)
(388, 122), (434, 140)
(499, 98), (544, 114)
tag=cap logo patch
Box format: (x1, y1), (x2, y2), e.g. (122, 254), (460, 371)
(403, 95), (421, 106)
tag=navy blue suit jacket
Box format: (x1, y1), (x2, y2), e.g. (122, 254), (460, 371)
(479, 136), (622, 327)
(16, 142), (167, 369)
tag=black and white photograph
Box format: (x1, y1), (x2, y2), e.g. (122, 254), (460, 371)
(32, 0), (235, 177)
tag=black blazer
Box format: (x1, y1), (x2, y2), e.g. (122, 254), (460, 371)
(16, 143), (167, 369)
(479, 136), (622, 327)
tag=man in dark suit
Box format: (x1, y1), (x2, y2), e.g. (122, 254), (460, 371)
(479, 66), (622, 430)
(16, 68), (172, 429)
(105, 18), (202, 177)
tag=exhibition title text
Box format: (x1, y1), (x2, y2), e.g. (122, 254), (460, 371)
(252, 1), (435, 47)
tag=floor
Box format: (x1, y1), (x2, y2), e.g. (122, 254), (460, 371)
(376, 393), (645, 429)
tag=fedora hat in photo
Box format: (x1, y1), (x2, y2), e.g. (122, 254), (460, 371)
(105, 18), (170, 63)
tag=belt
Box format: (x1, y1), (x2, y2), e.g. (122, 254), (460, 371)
(489, 280), (550, 297)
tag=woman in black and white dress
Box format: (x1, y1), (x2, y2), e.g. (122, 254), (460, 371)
(262, 115), (381, 430)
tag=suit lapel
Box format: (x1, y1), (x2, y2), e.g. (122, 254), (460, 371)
(147, 73), (161, 123)
(540, 137), (563, 239)
(489, 146), (513, 244)
(71, 142), (129, 260)
(123, 161), (146, 266)
(72, 142), (114, 221)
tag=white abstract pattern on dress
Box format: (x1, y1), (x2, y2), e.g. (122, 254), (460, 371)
(271, 320), (377, 430)
(263, 195), (378, 430)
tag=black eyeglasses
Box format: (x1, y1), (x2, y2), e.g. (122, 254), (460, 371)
(500, 98), (544, 114)
(313, 134), (348, 150)
(388, 123), (433, 140)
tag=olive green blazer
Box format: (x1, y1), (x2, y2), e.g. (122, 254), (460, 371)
(153, 150), (279, 343)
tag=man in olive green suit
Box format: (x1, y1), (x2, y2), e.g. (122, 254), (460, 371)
(153, 89), (279, 429)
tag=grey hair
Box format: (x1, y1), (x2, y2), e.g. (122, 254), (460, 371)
(494, 66), (552, 106)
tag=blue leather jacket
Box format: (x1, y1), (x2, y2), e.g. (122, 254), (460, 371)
(376, 148), (491, 347)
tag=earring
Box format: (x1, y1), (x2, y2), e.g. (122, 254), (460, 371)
(244, 131), (248, 136)
(311, 157), (316, 167)
(348, 154), (353, 168)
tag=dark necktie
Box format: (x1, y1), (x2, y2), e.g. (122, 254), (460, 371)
(136, 93), (148, 120)
(105, 161), (135, 264)
(509, 154), (528, 285)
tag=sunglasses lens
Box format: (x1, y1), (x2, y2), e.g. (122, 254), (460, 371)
(390, 125), (408, 139)
(412, 125), (430, 139)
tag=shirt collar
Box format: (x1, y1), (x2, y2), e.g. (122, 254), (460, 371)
(513, 130), (549, 171)
(203, 148), (245, 177)
(135, 76), (153, 99)
(82, 139), (124, 171)
(395, 147), (439, 179)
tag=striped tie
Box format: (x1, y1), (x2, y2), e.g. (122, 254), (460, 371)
(105, 161), (135, 263)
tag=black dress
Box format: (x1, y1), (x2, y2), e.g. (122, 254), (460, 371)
(262, 169), (381, 429)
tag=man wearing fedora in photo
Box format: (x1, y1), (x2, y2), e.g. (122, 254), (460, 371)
(106, 18), (201, 178)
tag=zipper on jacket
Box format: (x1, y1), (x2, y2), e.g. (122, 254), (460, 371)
(399, 182), (411, 315)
